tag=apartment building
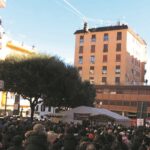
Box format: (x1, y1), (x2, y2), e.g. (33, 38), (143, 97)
(0, 19), (35, 116)
(74, 23), (147, 85)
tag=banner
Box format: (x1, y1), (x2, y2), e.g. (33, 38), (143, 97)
(13, 94), (20, 115)
(74, 113), (90, 120)
(1, 91), (6, 106)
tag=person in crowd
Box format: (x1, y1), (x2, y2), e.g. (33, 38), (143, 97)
(0, 116), (150, 150)
(24, 123), (49, 150)
(63, 127), (77, 150)
(47, 131), (63, 150)
(0, 133), (3, 150)
(86, 143), (96, 150)
(7, 135), (24, 150)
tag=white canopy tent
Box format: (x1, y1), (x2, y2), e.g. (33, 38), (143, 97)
(62, 106), (130, 126)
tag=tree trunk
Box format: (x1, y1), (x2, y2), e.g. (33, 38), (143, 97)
(30, 104), (35, 121)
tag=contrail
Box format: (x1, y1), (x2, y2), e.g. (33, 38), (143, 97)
(61, 0), (114, 26)
(54, 0), (83, 19)
(62, 0), (87, 21)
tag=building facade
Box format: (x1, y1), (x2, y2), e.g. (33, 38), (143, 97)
(96, 85), (150, 118)
(0, 19), (35, 116)
(74, 23), (149, 119)
(74, 23), (147, 85)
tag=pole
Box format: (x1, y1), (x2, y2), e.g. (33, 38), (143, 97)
(4, 91), (8, 116)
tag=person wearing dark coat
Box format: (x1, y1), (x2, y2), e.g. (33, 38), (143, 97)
(7, 135), (24, 150)
(63, 127), (77, 150)
(0, 133), (3, 150)
(24, 123), (49, 150)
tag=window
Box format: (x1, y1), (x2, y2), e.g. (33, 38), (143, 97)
(79, 56), (83, 64)
(102, 77), (107, 83)
(117, 32), (122, 40)
(79, 46), (83, 53)
(89, 77), (94, 80)
(116, 54), (121, 62)
(80, 35), (84, 44)
(102, 66), (107, 74)
(104, 33), (109, 41)
(90, 56), (95, 64)
(89, 66), (94, 74)
(116, 43), (121, 51)
(90, 80), (94, 84)
(103, 55), (108, 62)
(123, 101), (130, 106)
(48, 106), (51, 112)
(115, 77), (120, 84)
(103, 44), (108, 52)
(91, 45), (95, 53)
(41, 104), (45, 112)
(78, 67), (82, 75)
(89, 77), (94, 84)
(102, 100), (109, 105)
(131, 102), (137, 106)
(115, 65), (120, 74)
(91, 34), (96, 42)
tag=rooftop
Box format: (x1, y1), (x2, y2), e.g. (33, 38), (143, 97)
(74, 24), (146, 45)
(74, 24), (128, 34)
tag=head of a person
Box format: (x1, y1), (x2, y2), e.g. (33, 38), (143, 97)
(47, 131), (58, 144)
(33, 123), (45, 133)
(12, 135), (23, 146)
(86, 143), (96, 150)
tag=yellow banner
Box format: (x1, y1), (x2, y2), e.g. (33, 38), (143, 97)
(1, 91), (6, 106)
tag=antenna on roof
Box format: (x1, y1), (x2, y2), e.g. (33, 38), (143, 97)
(32, 45), (35, 49)
(117, 21), (121, 26)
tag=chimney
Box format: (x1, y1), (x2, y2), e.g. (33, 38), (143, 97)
(83, 22), (88, 32)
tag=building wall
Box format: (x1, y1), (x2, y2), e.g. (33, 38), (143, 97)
(34, 103), (55, 119)
(126, 31), (146, 84)
(74, 25), (147, 86)
(96, 85), (150, 118)
(0, 22), (35, 114)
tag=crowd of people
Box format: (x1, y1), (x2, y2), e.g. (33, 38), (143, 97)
(0, 116), (150, 150)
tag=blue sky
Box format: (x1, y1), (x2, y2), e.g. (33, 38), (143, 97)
(0, 0), (150, 83)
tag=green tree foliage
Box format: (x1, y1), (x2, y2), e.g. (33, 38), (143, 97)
(0, 54), (96, 120)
